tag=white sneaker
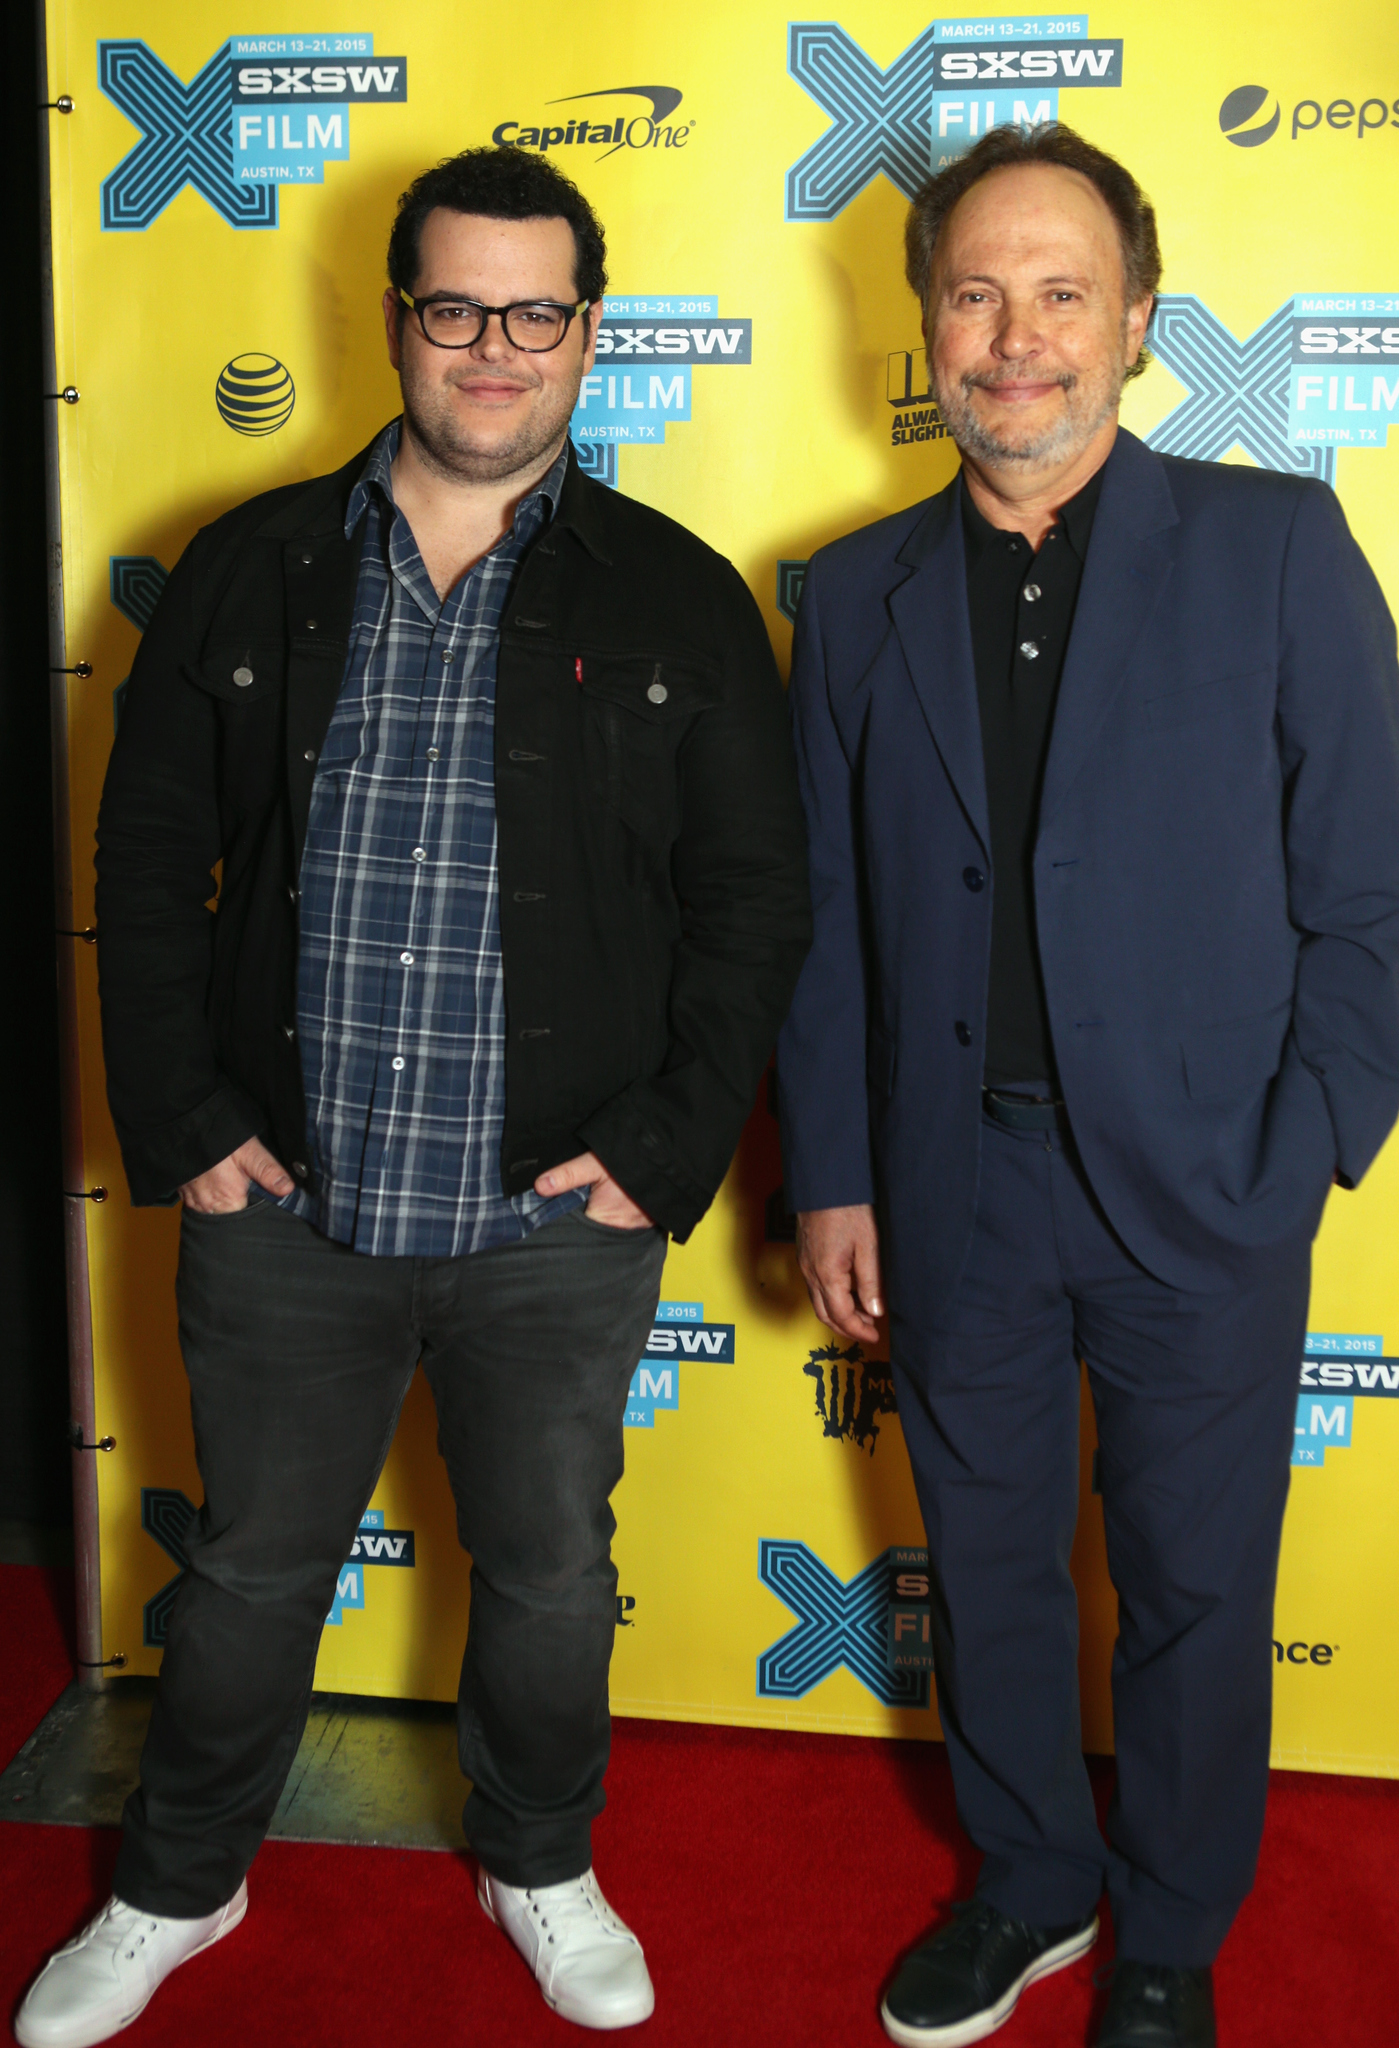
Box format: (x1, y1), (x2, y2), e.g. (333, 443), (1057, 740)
(478, 1866), (655, 2030)
(15, 1884), (248, 2048)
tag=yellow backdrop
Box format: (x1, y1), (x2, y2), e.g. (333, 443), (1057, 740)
(43, 0), (1399, 1773)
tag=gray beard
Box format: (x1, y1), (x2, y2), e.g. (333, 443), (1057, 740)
(399, 367), (577, 486)
(937, 369), (1122, 470)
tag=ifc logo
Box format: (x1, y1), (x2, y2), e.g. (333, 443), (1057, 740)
(215, 353), (296, 435)
(1219, 84), (1281, 146)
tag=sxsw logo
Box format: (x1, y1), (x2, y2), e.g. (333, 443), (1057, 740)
(571, 297), (751, 489)
(785, 13), (1124, 221)
(326, 1509), (416, 1625)
(1142, 293), (1399, 485)
(98, 33), (406, 230)
(625, 1300), (736, 1428)
(756, 1539), (932, 1708)
(1292, 1332), (1398, 1466)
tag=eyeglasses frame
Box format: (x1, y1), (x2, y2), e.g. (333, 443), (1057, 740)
(397, 288), (594, 353)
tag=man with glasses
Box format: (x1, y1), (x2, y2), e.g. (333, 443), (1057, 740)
(18, 148), (808, 2045)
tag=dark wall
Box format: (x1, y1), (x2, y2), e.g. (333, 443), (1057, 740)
(0, 4), (74, 1527)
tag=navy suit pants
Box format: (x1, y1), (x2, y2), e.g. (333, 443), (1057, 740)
(890, 1110), (1308, 1966)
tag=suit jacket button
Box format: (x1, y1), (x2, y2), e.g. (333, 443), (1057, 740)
(955, 1020), (973, 1046)
(962, 867), (985, 892)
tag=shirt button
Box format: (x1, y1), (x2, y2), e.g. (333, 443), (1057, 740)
(1023, 584), (1042, 602)
(647, 681), (668, 705)
(426, 747), (440, 761)
(292, 1161), (308, 1178)
(303, 748), (316, 762)
(962, 867), (986, 892)
(391, 1056), (405, 1072)
(400, 951), (414, 965)
(955, 1020), (973, 1046)
(411, 847), (427, 862)
(440, 649), (453, 664)
(1019, 641), (1041, 660)
(232, 665), (254, 688)
(305, 619), (317, 631)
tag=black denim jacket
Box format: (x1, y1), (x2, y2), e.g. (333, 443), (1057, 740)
(95, 432), (811, 1240)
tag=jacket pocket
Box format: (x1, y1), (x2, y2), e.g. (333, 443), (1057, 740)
(1145, 668), (1271, 733)
(579, 657), (720, 841)
(867, 1023), (897, 1098)
(1181, 1000), (1290, 1103)
(181, 644), (286, 706)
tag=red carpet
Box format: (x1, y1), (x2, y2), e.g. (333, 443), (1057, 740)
(2, 1564), (1395, 2046)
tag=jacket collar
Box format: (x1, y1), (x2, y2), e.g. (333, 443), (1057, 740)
(885, 428), (1178, 852)
(250, 426), (613, 562)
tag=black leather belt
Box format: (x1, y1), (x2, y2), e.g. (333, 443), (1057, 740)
(981, 1087), (1068, 1133)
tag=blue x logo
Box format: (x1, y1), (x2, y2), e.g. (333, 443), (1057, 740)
(757, 1539), (931, 1707)
(785, 22), (940, 222)
(99, 40), (278, 232)
(141, 1486), (198, 1647)
(1146, 297), (1335, 486)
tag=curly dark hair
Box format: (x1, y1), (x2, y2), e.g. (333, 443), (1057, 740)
(904, 124), (1161, 380)
(387, 146), (608, 304)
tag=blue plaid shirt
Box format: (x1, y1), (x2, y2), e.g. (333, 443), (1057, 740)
(285, 423), (581, 1256)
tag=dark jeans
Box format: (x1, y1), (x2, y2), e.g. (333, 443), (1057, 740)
(891, 1112), (1310, 1968)
(114, 1199), (667, 1916)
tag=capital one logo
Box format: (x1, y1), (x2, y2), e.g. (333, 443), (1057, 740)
(97, 34), (406, 231)
(784, 16), (1123, 222)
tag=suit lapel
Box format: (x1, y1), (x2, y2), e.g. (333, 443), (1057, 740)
(888, 482), (991, 856)
(1037, 431), (1178, 833)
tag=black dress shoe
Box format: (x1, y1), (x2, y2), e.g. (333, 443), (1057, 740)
(880, 1897), (1099, 2045)
(1095, 1962), (1216, 2047)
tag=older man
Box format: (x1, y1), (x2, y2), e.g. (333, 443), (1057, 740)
(779, 125), (1399, 2048)
(18, 147), (808, 2046)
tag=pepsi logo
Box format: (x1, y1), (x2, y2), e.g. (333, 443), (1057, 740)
(215, 353), (296, 435)
(1219, 85), (1281, 147)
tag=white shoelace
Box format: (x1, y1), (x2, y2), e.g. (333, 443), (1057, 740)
(522, 1875), (633, 1952)
(61, 1900), (161, 1967)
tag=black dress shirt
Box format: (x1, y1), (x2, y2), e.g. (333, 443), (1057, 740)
(961, 466), (1104, 1089)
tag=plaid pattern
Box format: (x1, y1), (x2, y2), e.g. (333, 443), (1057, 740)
(286, 423), (580, 1256)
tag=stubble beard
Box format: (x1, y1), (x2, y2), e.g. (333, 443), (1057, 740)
(399, 354), (580, 486)
(933, 352), (1125, 472)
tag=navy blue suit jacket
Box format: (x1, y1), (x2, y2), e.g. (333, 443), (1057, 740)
(777, 430), (1399, 1311)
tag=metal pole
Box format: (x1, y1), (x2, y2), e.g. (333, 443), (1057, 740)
(37, 1), (104, 1689)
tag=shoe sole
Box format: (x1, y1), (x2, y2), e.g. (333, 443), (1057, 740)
(15, 1888), (248, 2048)
(477, 1879), (656, 2031)
(879, 1915), (1100, 2048)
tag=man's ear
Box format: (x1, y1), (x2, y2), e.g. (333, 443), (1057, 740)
(1124, 292), (1154, 367)
(580, 300), (601, 374)
(382, 287), (403, 372)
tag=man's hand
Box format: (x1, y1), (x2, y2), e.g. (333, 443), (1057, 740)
(179, 1137), (295, 1214)
(796, 1204), (885, 1344)
(534, 1152), (656, 1230)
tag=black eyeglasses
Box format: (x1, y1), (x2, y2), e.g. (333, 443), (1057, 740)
(398, 290), (591, 353)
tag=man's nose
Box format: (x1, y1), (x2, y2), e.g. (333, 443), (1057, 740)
(468, 313), (515, 361)
(990, 305), (1041, 358)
